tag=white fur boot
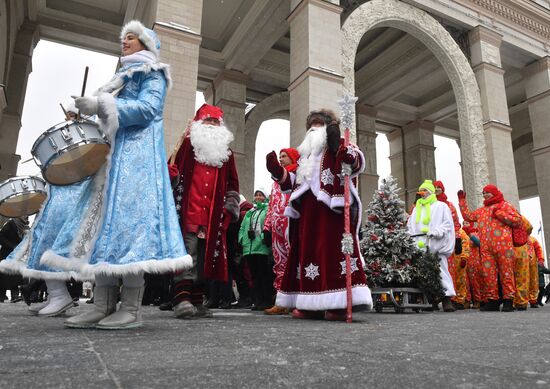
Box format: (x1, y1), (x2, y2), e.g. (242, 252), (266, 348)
(38, 280), (73, 317)
(65, 286), (119, 328)
(96, 285), (144, 330)
(28, 300), (49, 315)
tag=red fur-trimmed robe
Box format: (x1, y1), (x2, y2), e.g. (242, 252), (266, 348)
(171, 136), (239, 281)
(274, 141), (372, 311)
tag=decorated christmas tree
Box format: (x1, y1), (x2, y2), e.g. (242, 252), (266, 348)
(360, 176), (419, 287)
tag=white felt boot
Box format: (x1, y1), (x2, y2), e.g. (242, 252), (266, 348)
(97, 286), (144, 330)
(28, 300), (50, 315)
(65, 286), (119, 328)
(38, 280), (73, 317)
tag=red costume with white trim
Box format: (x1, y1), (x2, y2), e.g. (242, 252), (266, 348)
(274, 140), (372, 311)
(170, 104), (240, 282)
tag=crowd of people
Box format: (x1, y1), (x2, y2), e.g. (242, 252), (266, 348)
(0, 20), (548, 330)
(407, 179), (549, 312)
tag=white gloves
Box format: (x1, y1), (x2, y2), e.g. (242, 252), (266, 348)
(427, 230), (443, 239)
(72, 95), (98, 115)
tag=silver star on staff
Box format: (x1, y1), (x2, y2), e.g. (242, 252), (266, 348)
(338, 95), (358, 129)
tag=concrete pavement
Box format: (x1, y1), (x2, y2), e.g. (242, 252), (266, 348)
(1, 302), (549, 388)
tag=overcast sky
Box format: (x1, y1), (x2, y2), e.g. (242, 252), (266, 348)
(15, 40), (545, 250)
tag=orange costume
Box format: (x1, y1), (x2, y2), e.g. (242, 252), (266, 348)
(451, 229), (471, 307)
(512, 217), (533, 308)
(529, 236), (545, 305)
(463, 222), (482, 306)
(458, 185), (521, 308)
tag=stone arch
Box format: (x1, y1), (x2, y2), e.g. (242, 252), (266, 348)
(341, 0), (489, 207)
(242, 91), (290, 199)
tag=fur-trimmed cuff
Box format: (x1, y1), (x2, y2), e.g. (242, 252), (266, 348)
(97, 92), (119, 141)
(275, 285), (373, 311)
(0, 258), (91, 281)
(41, 250), (192, 277)
(224, 190), (240, 222)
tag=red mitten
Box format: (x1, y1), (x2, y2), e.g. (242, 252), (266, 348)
(266, 151), (284, 180)
(457, 190), (466, 200)
(460, 258), (467, 268)
(168, 164), (180, 189)
(168, 163), (179, 179)
(336, 145), (357, 165)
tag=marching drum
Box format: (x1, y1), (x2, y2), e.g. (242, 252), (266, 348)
(31, 120), (110, 185)
(0, 176), (47, 217)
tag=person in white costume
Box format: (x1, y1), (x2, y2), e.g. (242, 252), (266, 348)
(407, 179), (456, 312)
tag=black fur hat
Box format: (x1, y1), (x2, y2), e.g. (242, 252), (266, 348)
(305, 109), (339, 130)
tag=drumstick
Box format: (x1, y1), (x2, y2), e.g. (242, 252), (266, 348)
(60, 103), (70, 121)
(77, 66), (89, 120)
(81, 66), (89, 97)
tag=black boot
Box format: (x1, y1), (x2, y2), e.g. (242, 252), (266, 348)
(480, 300), (500, 311)
(442, 297), (456, 312)
(501, 299), (514, 312)
(452, 302), (465, 310)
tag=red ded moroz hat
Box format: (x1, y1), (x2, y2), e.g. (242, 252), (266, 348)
(194, 103), (224, 122)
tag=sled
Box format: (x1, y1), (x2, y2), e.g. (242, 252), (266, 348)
(371, 287), (431, 313)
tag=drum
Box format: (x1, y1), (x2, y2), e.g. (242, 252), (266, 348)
(31, 119), (110, 185)
(0, 176), (47, 217)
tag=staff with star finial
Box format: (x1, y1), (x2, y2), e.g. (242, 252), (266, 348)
(338, 94), (358, 323)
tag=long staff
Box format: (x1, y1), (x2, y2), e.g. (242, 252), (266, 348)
(338, 95), (358, 323)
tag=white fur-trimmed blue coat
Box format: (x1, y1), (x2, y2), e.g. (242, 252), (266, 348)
(39, 62), (192, 277)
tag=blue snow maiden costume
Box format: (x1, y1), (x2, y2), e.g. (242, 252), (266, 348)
(37, 21), (192, 329)
(0, 180), (92, 281)
(42, 26), (191, 277)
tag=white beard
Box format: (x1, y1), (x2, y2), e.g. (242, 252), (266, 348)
(189, 121), (234, 167)
(296, 126), (327, 185)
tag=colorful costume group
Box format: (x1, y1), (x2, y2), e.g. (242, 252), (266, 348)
(1, 19), (548, 330)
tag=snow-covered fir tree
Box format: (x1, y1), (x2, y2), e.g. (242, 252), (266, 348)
(360, 176), (419, 287)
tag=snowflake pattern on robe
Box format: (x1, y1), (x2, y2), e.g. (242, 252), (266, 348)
(339, 257), (359, 275)
(320, 168), (334, 186)
(304, 263), (320, 280)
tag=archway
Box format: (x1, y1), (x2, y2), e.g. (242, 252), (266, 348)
(341, 0), (488, 207)
(242, 91), (290, 198)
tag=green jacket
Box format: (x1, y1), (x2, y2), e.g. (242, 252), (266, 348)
(239, 201), (270, 256)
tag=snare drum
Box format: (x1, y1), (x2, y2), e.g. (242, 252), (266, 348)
(0, 176), (47, 217)
(31, 120), (110, 185)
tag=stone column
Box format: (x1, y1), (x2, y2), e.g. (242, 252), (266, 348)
(524, 57), (550, 257)
(288, 0), (344, 147)
(468, 26), (519, 207)
(356, 105), (378, 206)
(387, 120), (436, 207)
(153, 0), (203, 155)
(0, 22), (38, 181)
(204, 70), (248, 195)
